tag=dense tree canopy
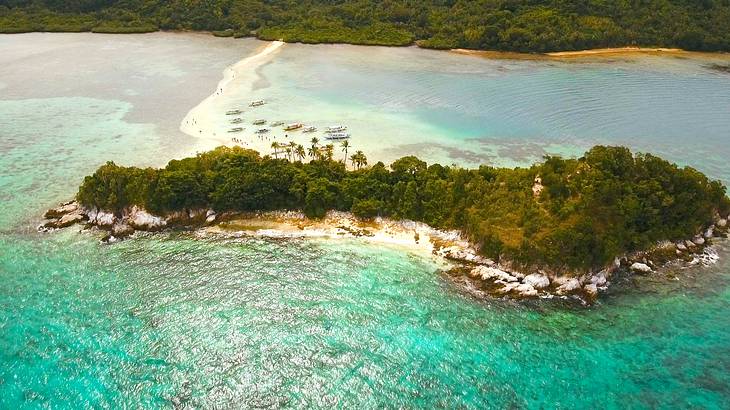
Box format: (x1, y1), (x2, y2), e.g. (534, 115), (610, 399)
(76, 146), (730, 272)
(2, 0), (730, 51)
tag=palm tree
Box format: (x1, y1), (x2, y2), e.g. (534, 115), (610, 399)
(295, 144), (306, 162)
(285, 147), (292, 161)
(310, 137), (319, 150)
(340, 140), (350, 164)
(324, 144), (334, 161)
(271, 141), (280, 159)
(308, 145), (319, 160)
(350, 150), (367, 170)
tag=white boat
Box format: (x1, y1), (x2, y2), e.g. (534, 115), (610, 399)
(253, 119), (266, 125)
(226, 109), (243, 115)
(303, 126), (317, 133)
(325, 125), (347, 133)
(284, 123), (303, 131)
(230, 118), (244, 124)
(270, 121), (285, 127)
(228, 127), (244, 133)
(255, 128), (270, 134)
(249, 100), (265, 107)
(325, 132), (350, 140)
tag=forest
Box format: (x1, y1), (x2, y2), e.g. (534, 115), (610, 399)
(75, 145), (730, 272)
(2, 0), (730, 52)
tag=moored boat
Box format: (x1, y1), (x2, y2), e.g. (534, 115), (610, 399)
(226, 109), (243, 115)
(230, 118), (244, 124)
(303, 126), (317, 133)
(284, 122), (303, 131)
(253, 119), (266, 125)
(270, 121), (285, 127)
(325, 132), (350, 140)
(249, 100), (265, 107)
(228, 127), (244, 133)
(325, 125), (347, 133)
(255, 128), (270, 134)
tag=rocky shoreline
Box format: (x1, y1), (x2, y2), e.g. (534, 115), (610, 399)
(40, 201), (729, 304)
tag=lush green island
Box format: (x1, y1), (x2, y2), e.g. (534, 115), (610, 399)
(3, 0), (730, 52)
(46, 145), (728, 286)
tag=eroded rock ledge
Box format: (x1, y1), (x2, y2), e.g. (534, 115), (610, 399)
(40, 201), (728, 304)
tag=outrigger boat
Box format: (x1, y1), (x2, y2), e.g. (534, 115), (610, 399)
(228, 127), (244, 133)
(325, 125), (347, 133)
(255, 128), (270, 134)
(230, 118), (244, 124)
(252, 119), (266, 125)
(249, 100), (265, 107)
(284, 122), (303, 131)
(325, 132), (350, 140)
(303, 126), (317, 133)
(226, 109), (243, 115)
(270, 121), (285, 127)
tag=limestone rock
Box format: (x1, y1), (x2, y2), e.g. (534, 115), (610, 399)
(584, 284), (598, 297)
(718, 218), (727, 228)
(515, 283), (538, 297)
(523, 273), (550, 289)
(112, 222), (134, 237)
(128, 206), (166, 231)
(470, 266), (518, 283)
(693, 236), (705, 246)
(704, 226), (715, 239)
(676, 242), (687, 252)
(58, 212), (85, 227)
(630, 262), (653, 274)
(589, 271), (607, 287)
(557, 278), (582, 294)
(44, 201), (79, 219)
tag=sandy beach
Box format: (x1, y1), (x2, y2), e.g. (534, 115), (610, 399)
(204, 210), (477, 265)
(180, 40), (285, 152)
(452, 46), (730, 61)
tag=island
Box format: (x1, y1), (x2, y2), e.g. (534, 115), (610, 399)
(41, 145), (730, 303)
(3, 1), (730, 53)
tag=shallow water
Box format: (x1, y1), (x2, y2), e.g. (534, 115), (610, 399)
(1, 33), (729, 408)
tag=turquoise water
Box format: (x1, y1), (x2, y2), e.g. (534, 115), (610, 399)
(1, 33), (730, 408)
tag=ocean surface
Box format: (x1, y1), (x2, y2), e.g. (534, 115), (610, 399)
(1, 33), (730, 408)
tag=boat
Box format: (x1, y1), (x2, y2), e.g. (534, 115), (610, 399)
(253, 119), (266, 125)
(284, 122), (303, 131)
(228, 127), (244, 133)
(325, 125), (347, 133)
(303, 126), (317, 133)
(325, 132), (350, 140)
(249, 100), (265, 107)
(230, 118), (244, 124)
(270, 121), (285, 127)
(255, 128), (270, 134)
(226, 109), (243, 115)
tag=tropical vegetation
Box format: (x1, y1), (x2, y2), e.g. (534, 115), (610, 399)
(76, 145), (729, 272)
(2, 1), (730, 52)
